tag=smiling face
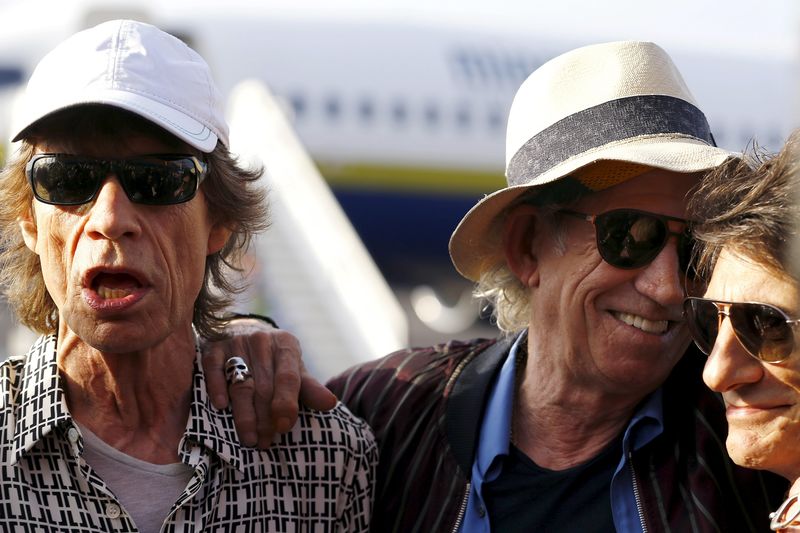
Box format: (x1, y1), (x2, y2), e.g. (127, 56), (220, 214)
(701, 248), (800, 480)
(521, 169), (697, 397)
(19, 137), (230, 353)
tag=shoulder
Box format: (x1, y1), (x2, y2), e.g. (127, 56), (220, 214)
(274, 403), (378, 466)
(327, 338), (497, 403)
(325, 338), (498, 450)
(292, 402), (376, 449)
(263, 403), (377, 480)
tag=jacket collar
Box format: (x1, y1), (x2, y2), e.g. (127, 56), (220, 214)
(445, 334), (516, 475)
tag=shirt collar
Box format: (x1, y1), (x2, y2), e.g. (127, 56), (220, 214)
(180, 347), (251, 472)
(10, 335), (71, 464)
(10, 334), (250, 473)
(621, 385), (664, 455)
(474, 332), (666, 478)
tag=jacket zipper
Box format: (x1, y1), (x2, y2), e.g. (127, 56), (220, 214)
(451, 482), (471, 533)
(629, 451), (648, 533)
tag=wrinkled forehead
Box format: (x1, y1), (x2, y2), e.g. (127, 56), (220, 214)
(569, 169), (701, 215)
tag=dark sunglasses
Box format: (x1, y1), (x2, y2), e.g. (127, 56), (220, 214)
(26, 153), (208, 206)
(559, 209), (694, 272)
(683, 297), (800, 363)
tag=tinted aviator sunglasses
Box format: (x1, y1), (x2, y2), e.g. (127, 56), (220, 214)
(26, 153), (208, 206)
(683, 297), (800, 363)
(558, 209), (694, 272)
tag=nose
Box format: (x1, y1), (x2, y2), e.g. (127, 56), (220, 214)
(702, 315), (764, 392)
(83, 177), (142, 241)
(633, 236), (685, 307)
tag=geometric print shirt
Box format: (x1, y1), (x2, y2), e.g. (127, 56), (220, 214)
(0, 335), (377, 532)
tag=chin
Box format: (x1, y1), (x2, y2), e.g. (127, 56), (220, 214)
(726, 431), (779, 473)
(86, 337), (150, 354)
(75, 322), (164, 354)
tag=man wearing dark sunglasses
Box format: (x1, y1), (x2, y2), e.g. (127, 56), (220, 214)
(686, 135), (800, 531)
(218, 41), (788, 531)
(0, 19), (376, 531)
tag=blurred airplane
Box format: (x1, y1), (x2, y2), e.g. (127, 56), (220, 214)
(0, 0), (796, 345)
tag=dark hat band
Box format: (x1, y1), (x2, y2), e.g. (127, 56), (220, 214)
(506, 95), (715, 186)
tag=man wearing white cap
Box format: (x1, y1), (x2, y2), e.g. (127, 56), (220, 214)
(318, 41), (786, 531)
(0, 19), (375, 531)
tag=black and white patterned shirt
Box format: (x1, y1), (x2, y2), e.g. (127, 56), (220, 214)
(0, 335), (377, 532)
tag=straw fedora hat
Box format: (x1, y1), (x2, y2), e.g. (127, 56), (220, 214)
(449, 40), (734, 282)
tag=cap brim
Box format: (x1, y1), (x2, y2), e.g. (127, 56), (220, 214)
(12, 88), (218, 152)
(449, 135), (736, 281)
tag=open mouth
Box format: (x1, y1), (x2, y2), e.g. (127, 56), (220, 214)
(613, 311), (669, 334)
(91, 271), (144, 300)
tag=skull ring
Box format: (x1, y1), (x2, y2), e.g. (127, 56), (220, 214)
(224, 356), (252, 385)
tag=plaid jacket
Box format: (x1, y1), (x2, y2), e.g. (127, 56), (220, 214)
(0, 335), (377, 532)
(328, 336), (786, 533)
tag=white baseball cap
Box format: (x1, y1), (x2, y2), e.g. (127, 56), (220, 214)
(12, 19), (227, 152)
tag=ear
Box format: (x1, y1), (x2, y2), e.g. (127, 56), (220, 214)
(503, 204), (542, 288)
(18, 213), (39, 254)
(207, 223), (232, 255)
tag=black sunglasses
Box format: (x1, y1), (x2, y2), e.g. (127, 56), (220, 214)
(683, 297), (800, 363)
(559, 209), (694, 272)
(26, 153), (208, 206)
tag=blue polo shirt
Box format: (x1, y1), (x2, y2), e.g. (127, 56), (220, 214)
(458, 333), (664, 532)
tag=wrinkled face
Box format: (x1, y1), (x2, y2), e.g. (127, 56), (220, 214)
(527, 170), (697, 397)
(702, 248), (800, 480)
(19, 137), (230, 353)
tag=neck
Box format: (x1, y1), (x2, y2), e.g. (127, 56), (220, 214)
(511, 341), (645, 470)
(56, 325), (195, 464)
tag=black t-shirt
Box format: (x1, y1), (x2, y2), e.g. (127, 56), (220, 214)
(483, 439), (621, 532)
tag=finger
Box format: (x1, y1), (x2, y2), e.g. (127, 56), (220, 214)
(248, 335), (277, 448)
(269, 331), (303, 434)
(299, 362), (338, 413)
(228, 376), (259, 447)
(201, 339), (232, 410)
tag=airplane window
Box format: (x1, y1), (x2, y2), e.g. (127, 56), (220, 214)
(288, 93), (307, 119)
(455, 106), (471, 130)
(450, 48), (542, 88)
(392, 101), (408, 124)
(0, 67), (23, 87)
(424, 103), (440, 127)
(325, 96), (342, 121)
(487, 108), (504, 131)
(358, 99), (374, 122)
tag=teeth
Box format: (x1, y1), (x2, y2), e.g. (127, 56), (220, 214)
(97, 286), (132, 300)
(614, 312), (668, 334)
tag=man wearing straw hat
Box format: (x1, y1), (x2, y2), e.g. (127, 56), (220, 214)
(317, 41), (787, 531)
(214, 40), (788, 530)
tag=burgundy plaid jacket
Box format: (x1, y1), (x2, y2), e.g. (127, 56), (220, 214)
(328, 336), (785, 533)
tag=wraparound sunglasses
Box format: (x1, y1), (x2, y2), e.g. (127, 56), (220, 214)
(558, 208), (694, 273)
(26, 153), (208, 206)
(683, 297), (800, 363)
